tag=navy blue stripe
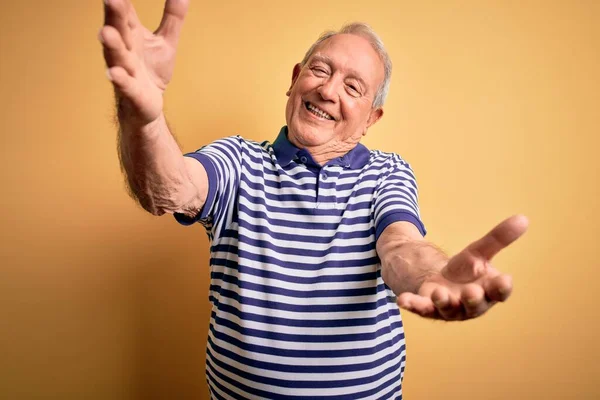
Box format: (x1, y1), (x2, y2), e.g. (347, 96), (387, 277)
(385, 169), (417, 184)
(229, 234), (375, 258)
(238, 203), (371, 229)
(210, 312), (403, 344)
(218, 264), (377, 285)
(232, 249), (379, 270)
(209, 321), (404, 358)
(378, 191), (418, 211)
(210, 301), (399, 329)
(376, 212), (427, 239)
(211, 288), (387, 313)
(240, 191), (318, 208)
(207, 346), (402, 390)
(237, 184), (382, 210)
(207, 334), (405, 374)
(207, 359), (284, 400)
(379, 183), (418, 200)
(213, 223), (374, 244)
(376, 196), (418, 214)
(207, 138), (242, 165)
(237, 203), (329, 227)
(207, 357), (404, 400)
(206, 365), (249, 400)
(211, 273), (382, 298)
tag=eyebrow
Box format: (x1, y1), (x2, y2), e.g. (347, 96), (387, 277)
(309, 54), (368, 89)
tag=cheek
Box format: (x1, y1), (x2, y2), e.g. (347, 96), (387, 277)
(285, 98), (296, 124)
(288, 86), (304, 110)
(340, 100), (362, 124)
(294, 74), (320, 96)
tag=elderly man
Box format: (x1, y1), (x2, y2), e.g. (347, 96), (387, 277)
(100, 0), (528, 398)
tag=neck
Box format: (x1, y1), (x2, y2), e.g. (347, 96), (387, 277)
(308, 147), (350, 165)
(288, 137), (359, 166)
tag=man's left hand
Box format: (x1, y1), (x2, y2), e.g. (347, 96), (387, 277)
(397, 215), (529, 320)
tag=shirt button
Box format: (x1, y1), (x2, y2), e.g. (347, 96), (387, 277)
(300, 156), (308, 163)
(321, 173), (328, 180)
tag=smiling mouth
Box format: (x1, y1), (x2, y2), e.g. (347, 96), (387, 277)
(304, 102), (334, 120)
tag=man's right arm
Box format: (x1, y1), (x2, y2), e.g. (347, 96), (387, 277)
(101, 0), (205, 218)
(117, 106), (208, 218)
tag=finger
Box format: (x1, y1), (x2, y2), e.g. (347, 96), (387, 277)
(155, 0), (190, 45)
(397, 293), (437, 318)
(467, 214), (529, 261)
(460, 284), (488, 319)
(107, 66), (137, 99)
(125, 0), (141, 28)
(431, 287), (463, 320)
(483, 273), (513, 302)
(104, 0), (134, 50)
(99, 25), (136, 76)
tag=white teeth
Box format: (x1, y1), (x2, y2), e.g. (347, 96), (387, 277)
(307, 103), (333, 120)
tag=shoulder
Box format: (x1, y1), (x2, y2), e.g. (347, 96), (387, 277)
(191, 135), (270, 156)
(368, 149), (410, 164)
(230, 135), (274, 155)
(366, 149), (415, 176)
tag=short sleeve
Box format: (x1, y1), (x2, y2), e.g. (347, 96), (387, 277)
(174, 136), (243, 236)
(373, 155), (427, 240)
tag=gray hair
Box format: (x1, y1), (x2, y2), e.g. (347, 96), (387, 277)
(299, 22), (392, 109)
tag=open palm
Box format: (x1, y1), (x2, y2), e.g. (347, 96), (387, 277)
(100, 0), (189, 123)
(397, 215), (529, 320)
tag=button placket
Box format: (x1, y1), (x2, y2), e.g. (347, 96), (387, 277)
(315, 166), (341, 209)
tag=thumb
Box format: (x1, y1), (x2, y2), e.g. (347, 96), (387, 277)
(443, 214), (529, 283)
(467, 214), (529, 261)
(155, 0), (190, 45)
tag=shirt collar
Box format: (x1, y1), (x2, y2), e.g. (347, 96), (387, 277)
(272, 126), (370, 169)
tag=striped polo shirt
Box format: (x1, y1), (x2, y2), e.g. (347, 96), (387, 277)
(175, 126), (426, 400)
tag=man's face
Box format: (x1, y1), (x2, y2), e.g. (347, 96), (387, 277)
(285, 33), (385, 154)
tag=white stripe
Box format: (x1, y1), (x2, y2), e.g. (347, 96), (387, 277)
(207, 340), (406, 398)
(211, 253), (378, 278)
(234, 226), (377, 249)
(211, 305), (403, 339)
(212, 268), (378, 291)
(206, 362), (262, 400)
(208, 330), (405, 381)
(188, 136), (419, 398)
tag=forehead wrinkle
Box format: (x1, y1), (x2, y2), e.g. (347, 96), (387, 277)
(309, 54), (369, 89)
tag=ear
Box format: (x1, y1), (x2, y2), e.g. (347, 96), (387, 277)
(286, 63), (302, 96)
(365, 107), (384, 132)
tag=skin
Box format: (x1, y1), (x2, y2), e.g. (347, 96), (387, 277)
(284, 34), (384, 165)
(100, 0), (529, 322)
(377, 216), (528, 320)
(100, 0), (207, 218)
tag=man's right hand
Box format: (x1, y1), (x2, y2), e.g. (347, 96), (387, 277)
(100, 0), (189, 125)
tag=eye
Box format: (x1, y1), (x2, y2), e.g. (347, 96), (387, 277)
(311, 67), (329, 77)
(347, 84), (361, 96)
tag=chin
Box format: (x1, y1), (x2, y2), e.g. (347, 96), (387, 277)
(290, 123), (331, 147)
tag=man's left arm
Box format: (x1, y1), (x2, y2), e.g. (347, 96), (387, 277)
(376, 215), (529, 321)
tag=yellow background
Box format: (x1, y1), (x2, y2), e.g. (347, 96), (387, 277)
(1, 0), (598, 398)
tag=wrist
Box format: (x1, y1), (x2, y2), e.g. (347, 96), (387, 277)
(116, 95), (163, 131)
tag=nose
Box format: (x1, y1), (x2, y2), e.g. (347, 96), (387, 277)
(317, 76), (339, 102)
